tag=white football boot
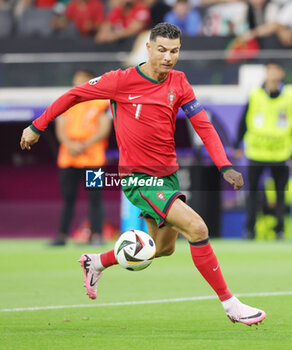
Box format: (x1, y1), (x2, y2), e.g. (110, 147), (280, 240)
(222, 296), (266, 326)
(79, 254), (104, 300)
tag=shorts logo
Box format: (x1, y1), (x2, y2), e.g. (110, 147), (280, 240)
(89, 76), (101, 85)
(156, 192), (166, 201)
(86, 169), (104, 188)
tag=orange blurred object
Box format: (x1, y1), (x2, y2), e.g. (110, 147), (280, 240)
(72, 219), (120, 243)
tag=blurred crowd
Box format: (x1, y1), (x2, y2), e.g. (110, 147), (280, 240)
(0, 0), (292, 46)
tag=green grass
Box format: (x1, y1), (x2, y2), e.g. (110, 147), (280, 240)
(0, 239), (291, 350)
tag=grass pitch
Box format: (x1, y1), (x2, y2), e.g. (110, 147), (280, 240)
(0, 239), (291, 350)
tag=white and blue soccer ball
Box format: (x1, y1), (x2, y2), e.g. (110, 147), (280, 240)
(114, 230), (156, 271)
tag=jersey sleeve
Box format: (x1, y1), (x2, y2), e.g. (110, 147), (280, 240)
(179, 74), (232, 170)
(179, 73), (196, 106)
(188, 109), (232, 171)
(32, 70), (119, 132)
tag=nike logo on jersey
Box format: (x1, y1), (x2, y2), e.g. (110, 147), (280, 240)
(128, 94), (142, 100)
(213, 265), (219, 272)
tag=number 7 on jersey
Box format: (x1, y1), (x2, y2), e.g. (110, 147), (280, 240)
(133, 104), (142, 119)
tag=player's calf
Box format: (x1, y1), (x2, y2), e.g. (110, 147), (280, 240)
(155, 245), (175, 257)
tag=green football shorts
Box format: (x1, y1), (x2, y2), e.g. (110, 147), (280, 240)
(122, 172), (186, 227)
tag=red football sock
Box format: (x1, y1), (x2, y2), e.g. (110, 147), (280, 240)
(190, 241), (233, 302)
(100, 249), (118, 268)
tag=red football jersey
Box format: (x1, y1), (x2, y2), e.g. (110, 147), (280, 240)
(33, 64), (231, 176)
(107, 66), (195, 176)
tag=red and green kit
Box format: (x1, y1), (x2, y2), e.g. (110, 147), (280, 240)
(32, 64), (232, 225)
(33, 64), (231, 176)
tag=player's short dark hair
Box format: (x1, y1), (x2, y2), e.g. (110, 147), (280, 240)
(150, 23), (182, 42)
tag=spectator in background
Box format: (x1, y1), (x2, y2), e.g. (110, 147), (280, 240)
(13, 0), (33, 20)
(144, 0), (171, 27)
(123, 0), (171, 67)
(51, 0), (104, 36)
(0, 0), (13, 37)
(234, 62), (292, 240)
(52, 70), (112, 246)
(163, 0), (202, 36)
(238, 1), (292, 46)
(35, 0), (57, 7)
(201, 0), (247, 36)
(96, 0), (151, 43)
(0, 0), (13, 10)
(246, 0), (278, 31)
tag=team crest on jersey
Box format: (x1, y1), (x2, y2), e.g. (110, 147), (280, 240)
(156, 192), (166, 201)
(89, 76), (101, 85)
(168, 90), (176, 108)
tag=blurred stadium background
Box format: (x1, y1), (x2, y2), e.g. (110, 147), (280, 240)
(1, 1), (292, 349)
(1, 0), (292, 241)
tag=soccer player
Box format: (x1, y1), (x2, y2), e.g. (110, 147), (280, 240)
(20, 23), (266, 326)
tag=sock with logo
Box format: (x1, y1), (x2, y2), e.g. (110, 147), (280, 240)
(99, 249), (118, 270)
(189, 239), (233, 302)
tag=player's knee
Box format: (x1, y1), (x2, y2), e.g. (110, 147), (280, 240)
(187, 219), (208, 242)
(156, 245), (175, 257)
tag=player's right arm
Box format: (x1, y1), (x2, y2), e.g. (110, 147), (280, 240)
(20, 71), (119, 150)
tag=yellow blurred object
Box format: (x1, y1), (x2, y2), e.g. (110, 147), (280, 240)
(254, 177), (292, 240)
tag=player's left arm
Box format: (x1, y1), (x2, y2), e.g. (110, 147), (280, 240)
(20, 85), (98, 151)
(182, 98), (244, 190)
(20, 70), (119, 151)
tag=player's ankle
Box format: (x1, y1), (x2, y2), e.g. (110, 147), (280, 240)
(222, 296), (237, 311)
(218, 289), (233, 302)
(100, 249), (118, 269)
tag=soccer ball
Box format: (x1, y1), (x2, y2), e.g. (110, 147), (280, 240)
(114, 230), (156, 271)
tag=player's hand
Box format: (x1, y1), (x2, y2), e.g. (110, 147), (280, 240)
(20, 126), (40, 150)
(223, 169), (244, 190)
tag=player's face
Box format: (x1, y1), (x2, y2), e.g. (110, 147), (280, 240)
(266, 64), (285, 83)
(147, 36), (181, 74)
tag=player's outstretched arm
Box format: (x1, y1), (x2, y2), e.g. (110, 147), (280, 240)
(20, 126), (40, 150)
(19, 70), (118, 150)
(186, 106), (232, 170)
(182, 98), (244, 189)
(222, 168), (244, 190)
